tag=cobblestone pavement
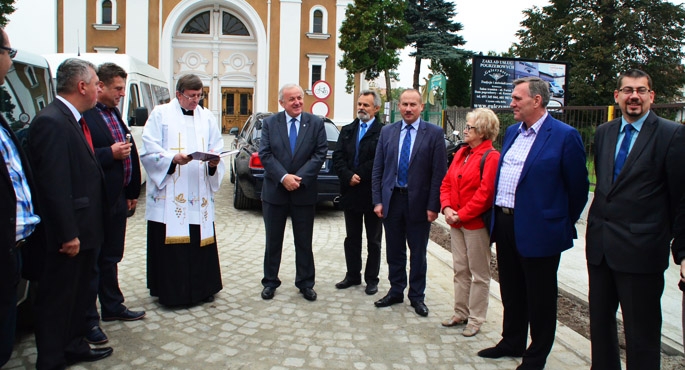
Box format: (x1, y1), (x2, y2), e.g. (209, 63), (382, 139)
(6, 166), (593, 369)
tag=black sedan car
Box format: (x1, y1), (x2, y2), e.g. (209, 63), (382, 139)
(229, 113), (341, 209)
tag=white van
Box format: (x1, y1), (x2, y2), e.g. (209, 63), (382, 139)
(43, 53), (171, 183)
(2, 50), (54, 148)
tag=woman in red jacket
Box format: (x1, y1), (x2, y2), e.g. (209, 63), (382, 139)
(439, 108), (500, 337)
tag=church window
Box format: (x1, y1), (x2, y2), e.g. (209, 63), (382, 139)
(307, 6), (330, 39)
(306, 54), (328, 90)
(182, 11), (211, 34)
(311, 66), (322, 88)
(313, 10), (323, 33)
(102, 0), (112, 24)
(222, 12), (249, 36)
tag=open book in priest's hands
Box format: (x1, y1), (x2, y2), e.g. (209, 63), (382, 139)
(187, 149), (239, 161)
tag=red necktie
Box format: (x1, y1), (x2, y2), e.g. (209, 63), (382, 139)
(79, 117), (94, 151)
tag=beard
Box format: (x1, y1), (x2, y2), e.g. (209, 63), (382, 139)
(357, 111), (370, 121)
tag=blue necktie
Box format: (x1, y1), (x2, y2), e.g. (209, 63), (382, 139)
(613, 124), (634, 182)
(354, 122), (367, 167)
(397, 125), (413, 187)
(289, 118), (297, 154)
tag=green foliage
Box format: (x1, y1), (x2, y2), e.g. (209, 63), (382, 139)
(338, 0), (409, 101)
(405, 0), (465, 89)
(513, 0), (685, 105)
(432, 52), (472, 107)
(0, 0), (14, 27)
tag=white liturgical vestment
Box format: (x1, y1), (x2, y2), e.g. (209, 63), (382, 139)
(140, 98), (224, 245)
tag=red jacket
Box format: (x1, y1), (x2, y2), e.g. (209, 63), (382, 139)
(440, 140), (500, 230)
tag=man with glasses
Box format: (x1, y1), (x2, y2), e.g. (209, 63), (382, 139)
(478, 77), (588, 370)
(140, 73), (224, 307)
(586, 69), (685, 369)
(0, 27), (40, 368)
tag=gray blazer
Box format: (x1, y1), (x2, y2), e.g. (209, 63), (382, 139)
(258, 111), (328, 206)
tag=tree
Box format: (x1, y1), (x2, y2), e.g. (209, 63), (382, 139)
(338, 0), (409, 102)
(514, 0), (685, 105)
(432, 50), (473, 107)
(0, 0), (14, 27)
(405, 0), (465, 90)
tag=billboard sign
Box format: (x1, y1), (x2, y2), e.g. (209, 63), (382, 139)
(471, 56), (569, 108)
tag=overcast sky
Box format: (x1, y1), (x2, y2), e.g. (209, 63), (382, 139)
(394, 0), (685, 88)
(5, 0), (685, 89)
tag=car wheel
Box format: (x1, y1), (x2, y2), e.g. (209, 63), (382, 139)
(229, 166), (236, 184)
(233, 177), (252, 210)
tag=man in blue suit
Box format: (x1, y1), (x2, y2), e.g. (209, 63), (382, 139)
(478, 77), (588, 370)
(371, 89), (447, 317)
(259, 84), (328, 302)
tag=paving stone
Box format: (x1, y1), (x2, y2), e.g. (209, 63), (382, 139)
(6, 136), (595, 369)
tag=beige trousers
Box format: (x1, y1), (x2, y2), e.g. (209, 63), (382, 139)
(449, 226), (492, 327)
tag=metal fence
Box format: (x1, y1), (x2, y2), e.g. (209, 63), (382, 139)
(389, 102), (685, 185)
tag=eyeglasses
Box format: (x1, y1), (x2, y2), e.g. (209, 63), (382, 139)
(464, 125), (477, 131)
(618, 87), (651, 95)
(0, 46), (16, 59)
(180, 92), (205, 100)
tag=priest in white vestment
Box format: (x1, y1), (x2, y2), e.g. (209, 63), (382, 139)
(140, 74), (224, 306)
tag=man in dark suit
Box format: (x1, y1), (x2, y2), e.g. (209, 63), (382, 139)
(371, 89), (447, 317)
(478, 77), (588, 370)
(332, 90), (384, 296)
(586, 69), (685, 370)
(259, 84), (328, 302)
(0, 27), (41, 368)
(28, 58), (113, 369)
(82, 62), (145, 345)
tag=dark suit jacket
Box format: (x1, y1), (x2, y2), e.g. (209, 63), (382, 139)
(0, 116), (37, 286)
(28, 99), (105, 252)
(258, 112), (328, 206)
(587, 111), (685, 273)
(672, 192), (685, 266)
(371, 119), (447, 221)
(332, 116), (383, 211)
(83, 106), (141, 207)
(494, 114), (589, 258)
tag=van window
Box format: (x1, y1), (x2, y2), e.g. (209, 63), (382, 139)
(126, 83), (141, 125)
(0, 61), (52, 142)
(140, 82), (153, 109)
(152, 84), (170, 105)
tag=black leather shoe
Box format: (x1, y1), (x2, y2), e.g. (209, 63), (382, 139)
(477, 346), (524, 359)
(300, 287), (317, 301)
(102, 308), (146, 322)
(410, 300), (429, 317)
(261, 286), (276, 300)
(365, 283), (378, 295)
(374, 294), (403, 307)
(516, 362), (544, 370)
(65, 347), (113, 365)
(85, 326), (108, 345)
(335, 278), (361, 289)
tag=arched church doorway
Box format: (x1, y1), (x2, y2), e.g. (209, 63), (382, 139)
(173, 4), (258, 133)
